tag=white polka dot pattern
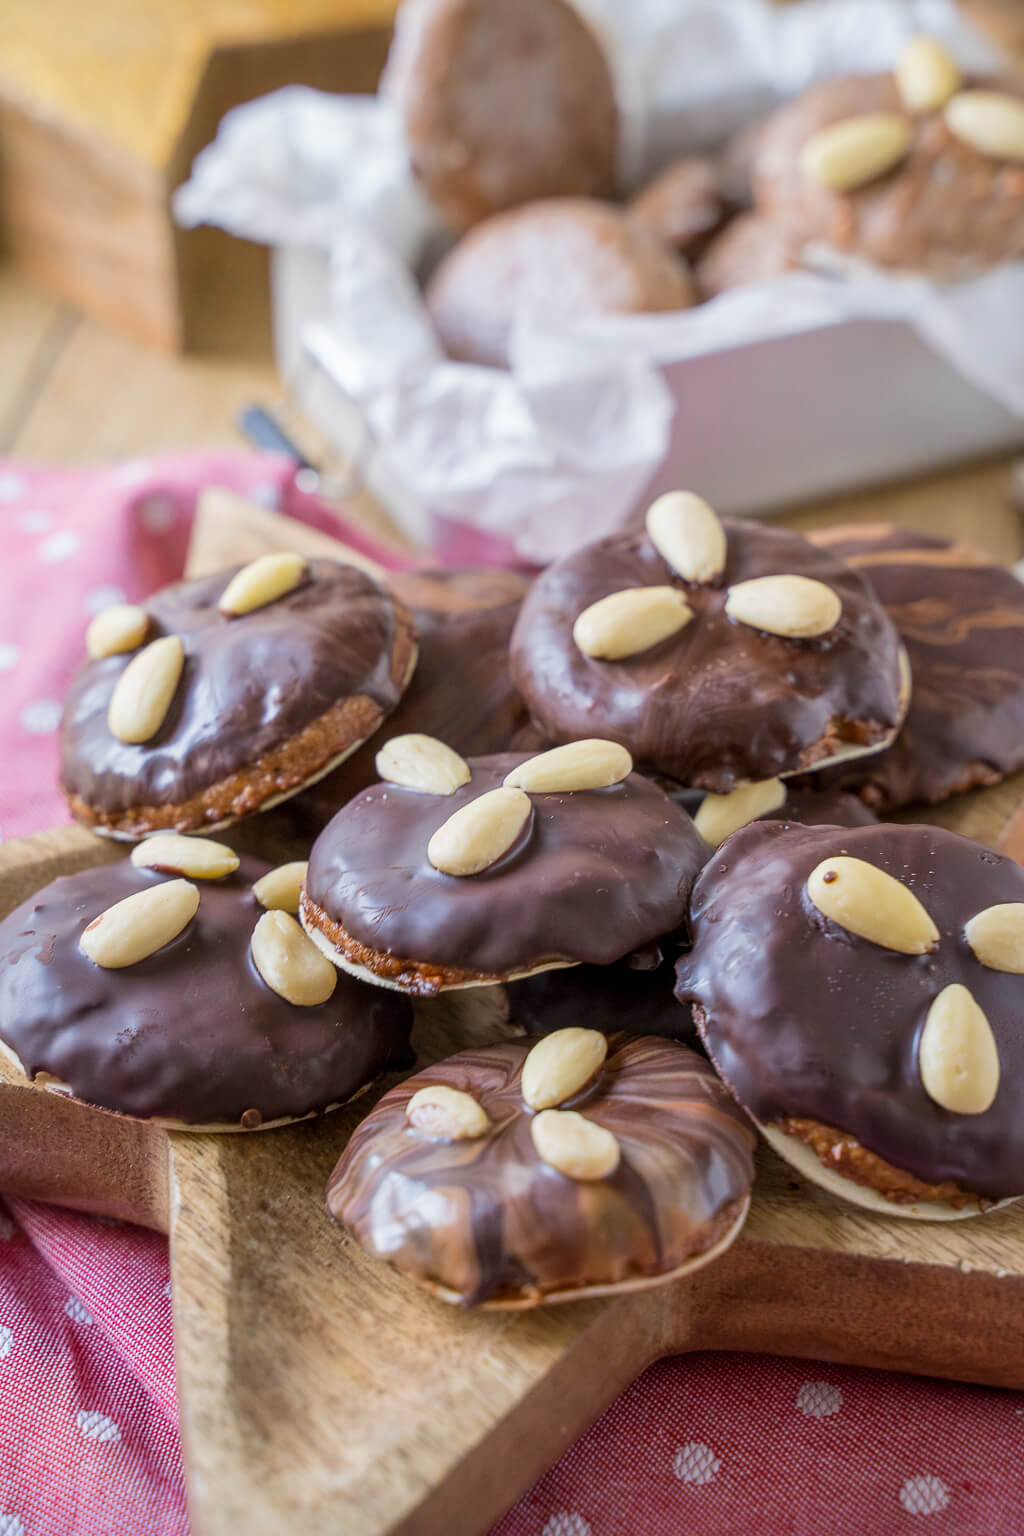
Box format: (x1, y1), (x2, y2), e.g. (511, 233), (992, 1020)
(75, 1410), (122, 1444)
(673, 1442), (720, 1485)
(542, 1514), (592, 1536)
(796, 1380), (843, 1418)
(20, 699), (62, 735)
(899, 1475), (951, 1515)
(64, 1296), (93, 1326)
(0, 1326), (12, 1361)
(39, 530), (81, 563)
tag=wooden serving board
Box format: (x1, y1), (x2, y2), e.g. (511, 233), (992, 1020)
(4, 494), (1024, 1535)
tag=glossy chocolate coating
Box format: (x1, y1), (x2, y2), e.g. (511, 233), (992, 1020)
(809, 525), (1024, 808)
(327, 1033), (755, 1304)
(0, 858), (413, 1125)
(669, 782), (878, 830)
(676, 820), (1024, 1199)
(510, 520), (904, 791)
(60, 560), (410, 813)
(507, 942), (699, 1047)
(292, 567), (539, 834)
(305, 754), (707, 977)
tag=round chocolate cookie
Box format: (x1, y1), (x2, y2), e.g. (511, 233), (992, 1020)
(507, 939), (698, 1048)
(510, 497), (908, 791)
(752, 67), (1024, 277)
(628, 156), (734, 258)
(676, 819), (1024, 1215)
(301, 743), (707, 995)
(327, 1030), (755, 1306)
(290, 566), (538, 835)
(425, 198), (694, 370)
(61, 557), (417, 839)
(696, 213), (799, 298)
(385, 0), (618, 231)
(0, 852), (413, 1129)
(808, 524), (1024, 808)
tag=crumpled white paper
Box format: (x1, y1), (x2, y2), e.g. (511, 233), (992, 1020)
(174, 0), (1021, 563)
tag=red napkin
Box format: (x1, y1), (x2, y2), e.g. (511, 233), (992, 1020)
(0, 451), (1019, 1536)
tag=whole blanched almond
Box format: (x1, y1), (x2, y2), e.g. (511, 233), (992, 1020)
(645, 491), (727, 584)
(530, 1109), (620, 1181)
(79, 878), (199, 969)
(253, 861), (309, 916)
(806, 855), (939, 954)
(897, 35), (961, 112)
(918, 983), (999, 1115)
(218, 552), (307, 617)
(107, 635), (185, 744)
(694, 778), (786, 849)
(724, 574), (841, 639)
(250, 910), (337, 1007)
(945, 90), (1024, 162)
(406, 1085), (490, 1140)
(573, 586), (693, 661)
(964, 903), (1024, 974)
(86, 604), (150, 660)
(521, 1028), (608, 1111)
(427, 786), (532, 878)
(799, 113), (911, 190)
(503, 740), (632, 794)
(130, 833), (239, 880)
(376, 735), (471, 796)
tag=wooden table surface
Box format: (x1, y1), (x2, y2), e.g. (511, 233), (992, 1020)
(1, 256), (1021, 566)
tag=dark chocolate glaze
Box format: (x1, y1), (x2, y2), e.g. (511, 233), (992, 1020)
(509, 520), (904, 791)
(668, 781), (878, 830)
(675, 820), (1024, 1199)
(291, 567), (540, 834)
(327, 1033), (755, 1303)
(809, 525), (1024, 808)
(0, 857), (413, 1125)
(507, 942), (699, 1047)
(305, 753), (707, 976)
(60, 560), (410, 812)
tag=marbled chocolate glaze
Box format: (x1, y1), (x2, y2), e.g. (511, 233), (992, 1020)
(60, 560), (412, 814)
(676, 820), (1024, 1199)
(327, 1034), (755, 1304)
(510, 520), (904, 790)
(809, 525), (1024, 808)
(0, 858), (412, 1125)
(292, 567), (540, 834)
(507, 942), (699, 1046)
(305, 754), (707, 978)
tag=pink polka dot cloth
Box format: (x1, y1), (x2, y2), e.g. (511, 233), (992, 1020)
(0, 451), (1020, 1536)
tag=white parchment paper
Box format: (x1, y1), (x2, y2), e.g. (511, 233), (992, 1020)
(175, 0), (1022, 562)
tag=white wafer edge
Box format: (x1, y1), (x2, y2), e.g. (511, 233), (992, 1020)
(759, 1122), (1019, 1222)
(299, 904), (579, 994)
(423, 1195), (751, 1310)
(777, 644), (912, 780)
(0, 1035), (374, 1134)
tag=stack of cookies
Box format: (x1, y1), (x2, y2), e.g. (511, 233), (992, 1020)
(2, 487), (1023, 1309)
(378, 1), (1024, 365)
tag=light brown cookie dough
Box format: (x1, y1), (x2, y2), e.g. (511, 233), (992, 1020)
(426, 197), (695, 369)
(386, 0), (619, 231)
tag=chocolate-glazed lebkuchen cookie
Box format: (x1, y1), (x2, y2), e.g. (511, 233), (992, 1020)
(507, 940), (699, 1048)
(60, 556), (417, 839)
(510, 493), (908, 791)
(676, 820), (1024, 1217)
(301, 740), (707, 995)
(328, 1031), (755, 1306)
(0, 842), (412, 1129)
(290, 566), (538, 835)
(751, 38), (1024, 279)
(808, 524), (1024, 808)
